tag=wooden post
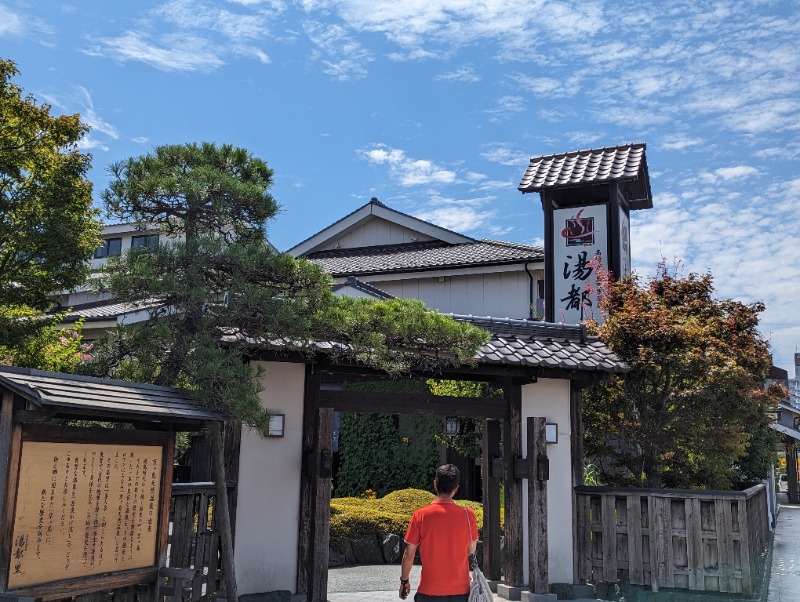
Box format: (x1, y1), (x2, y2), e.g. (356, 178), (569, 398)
(312, 408), (334, 601)
(297, 366), (333, 602)
(481, 418), (502, 580)
(527, 417), (548, 594)
(502, 378), (524, 587)
(0, 392), (14, 592)
(787, 441), (799, 504)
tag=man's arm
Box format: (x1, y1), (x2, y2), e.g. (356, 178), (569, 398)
(468, 538), (477, 555)
(401, 542), (417, 581)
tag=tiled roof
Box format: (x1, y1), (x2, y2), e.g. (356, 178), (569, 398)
(55, 299), (164, 322)
(518, 143), (652, 209)
(223, 314), (627, 375)
(306, 240), (544, 277)
(0, 366), (223, 423)
(452, 315), (627, 373)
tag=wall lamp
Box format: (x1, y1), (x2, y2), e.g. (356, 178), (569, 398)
(268, 413), (285, 437)
(546, 423), (558, 444)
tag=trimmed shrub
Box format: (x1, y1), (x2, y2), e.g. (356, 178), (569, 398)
(330, 488), (486, 546)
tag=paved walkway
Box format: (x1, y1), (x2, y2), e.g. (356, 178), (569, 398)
(767, 493), (800, 602)
(326, 564), (602, 602)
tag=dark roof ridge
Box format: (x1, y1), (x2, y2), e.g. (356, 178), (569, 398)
(528, 142), (645, 161)
(479, 239), (544, 253)
(448, 314), (590, 342)
(0, 365), (188, 394)
(307, 240), (451, 258)
(338, 277), (395, 299)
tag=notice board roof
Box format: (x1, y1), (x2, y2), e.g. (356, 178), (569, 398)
(0, 366), (224, 426)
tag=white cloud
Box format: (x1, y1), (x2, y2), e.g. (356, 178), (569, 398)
(0, 4), (52, 38)
(435, 65), (481, 83)
(661, 136), (704, 152)
(481, 146), (528, 167)
(360, 144), (455, 186)
(414, 205), (494, 233)
(698, 165), (760, 184)
(84, 31), (225, 72)
(485, 95), (525, 122)
(76, 87), (119, 140)
(509, 73), (581, 98)
(303, 20), (372, 80)
(82, 0), (274, 72)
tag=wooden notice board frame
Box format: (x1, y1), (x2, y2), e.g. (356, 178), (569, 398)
(1, 424), (175, 600)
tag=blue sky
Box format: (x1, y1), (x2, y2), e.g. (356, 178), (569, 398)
(3, 0), (800, 374)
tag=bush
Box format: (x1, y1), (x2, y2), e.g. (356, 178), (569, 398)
(330, 488), (486, 545)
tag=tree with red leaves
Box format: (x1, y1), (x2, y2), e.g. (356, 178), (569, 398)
(584, 262), (783, 489)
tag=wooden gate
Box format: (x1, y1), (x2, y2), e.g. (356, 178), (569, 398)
(574, 485), (769, 596)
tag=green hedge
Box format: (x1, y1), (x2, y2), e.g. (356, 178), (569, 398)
(330, 488), (486, 545)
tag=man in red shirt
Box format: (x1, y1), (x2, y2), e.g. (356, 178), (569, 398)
(400, 464), (479, 601)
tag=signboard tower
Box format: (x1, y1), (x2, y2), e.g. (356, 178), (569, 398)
(518, 143), (653, 324)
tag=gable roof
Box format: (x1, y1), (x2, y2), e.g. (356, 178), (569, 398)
(306, 239), (543, 277)
(287, 198), (473, 256)
(0, 366), (223, 425)
(518, 143), (652, 210)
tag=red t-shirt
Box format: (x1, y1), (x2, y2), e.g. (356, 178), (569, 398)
(404, 499), (478, 595)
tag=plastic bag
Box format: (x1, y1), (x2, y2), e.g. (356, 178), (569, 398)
(468, 565), (493, 602)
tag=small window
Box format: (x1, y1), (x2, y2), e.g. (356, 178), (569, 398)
(131, 234), (159, 250)
(94, 238), (122, 259)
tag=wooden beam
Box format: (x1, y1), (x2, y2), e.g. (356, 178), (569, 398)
(528, 417), (549, 594)
(502, 378), (524, 587)
(318, 390), (506, 418)
(481, 419), (502, 581)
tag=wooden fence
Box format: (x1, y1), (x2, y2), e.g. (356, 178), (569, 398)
(48, 483), (226, 602)
(575, 484), (770, 596)
(160, 482), (225, 601)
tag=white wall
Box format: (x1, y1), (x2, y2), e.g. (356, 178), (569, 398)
(324, 219), (435, 250)
(234, 361), (306, 595)
(370, 269), (542, 320)
(520, 378), (574, 585)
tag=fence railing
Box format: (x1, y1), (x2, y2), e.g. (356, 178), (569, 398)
(161, 482), (226, 601)
(574, 484), (770, 596)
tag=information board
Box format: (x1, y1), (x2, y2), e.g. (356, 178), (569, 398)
(7, 441), (163, 588)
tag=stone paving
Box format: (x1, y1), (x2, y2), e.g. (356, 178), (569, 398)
(767, 493), (800, 602)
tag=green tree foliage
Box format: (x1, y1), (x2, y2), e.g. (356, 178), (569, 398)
(91, 142), (489, 431)
(428, 379), (501, 458)
(0, 58), (101, 309)
(0, 306), (91, 372)
(584, 264), (780, 489)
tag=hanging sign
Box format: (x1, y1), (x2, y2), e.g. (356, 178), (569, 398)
(551, 204), (607, 324)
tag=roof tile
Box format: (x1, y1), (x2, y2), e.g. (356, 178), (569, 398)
(306, 240), (543, 276)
